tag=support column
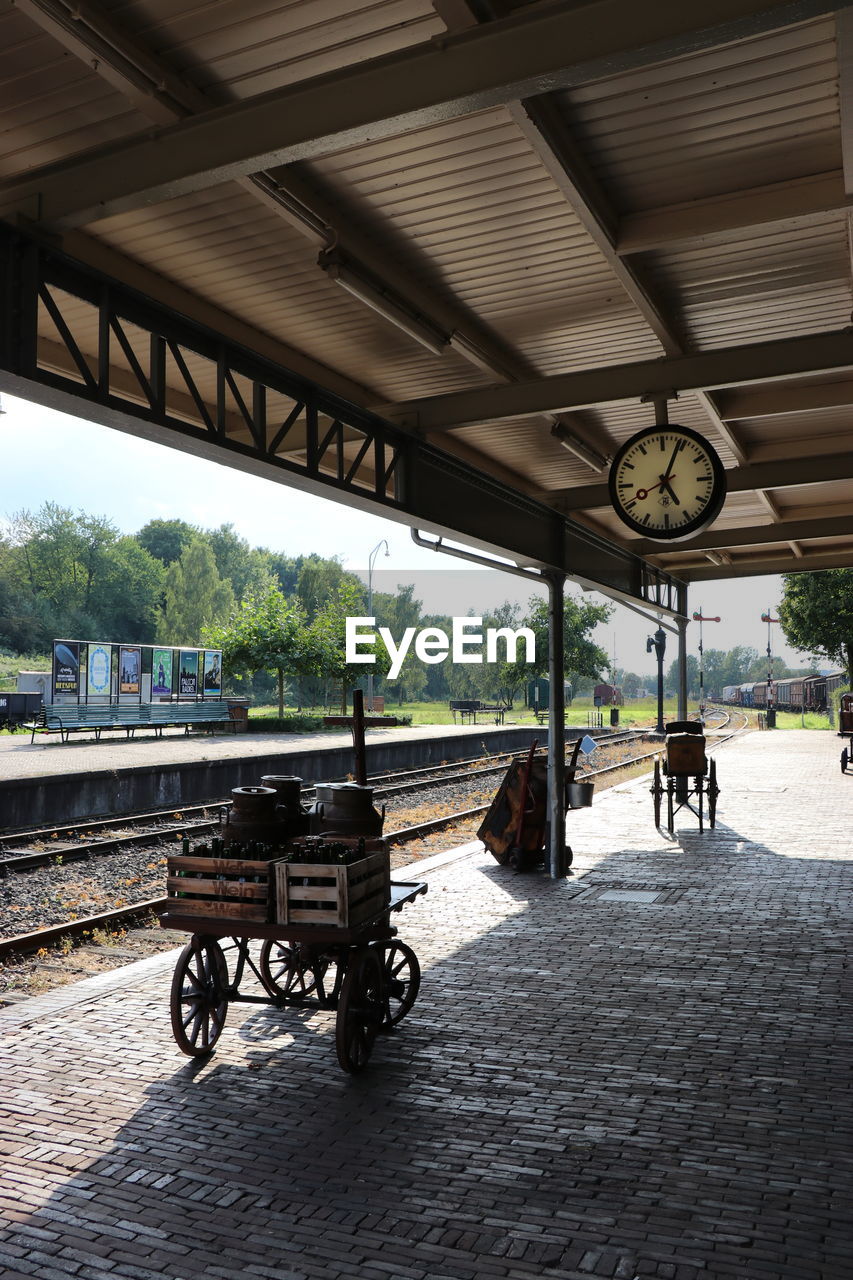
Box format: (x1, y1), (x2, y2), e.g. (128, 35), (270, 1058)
(546, 570), (567, 879)
(676, 586), (689, 803)
(677, 584), (689, 722)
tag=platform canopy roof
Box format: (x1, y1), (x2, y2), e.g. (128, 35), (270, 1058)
(1, 0), (852, 595)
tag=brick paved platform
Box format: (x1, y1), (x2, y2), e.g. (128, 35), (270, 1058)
(1, 729), (850, 1280)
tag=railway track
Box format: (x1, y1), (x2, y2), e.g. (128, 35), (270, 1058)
(0, 731), (645, 874)
(0, 730), (672, 961)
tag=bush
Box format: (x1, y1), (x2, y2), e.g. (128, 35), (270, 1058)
(247, 714), (326, 733)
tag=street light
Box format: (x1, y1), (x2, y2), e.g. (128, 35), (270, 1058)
(646, 628), (667, 734)
(692, 610), (721, 719)
(367, 539), (390, 710)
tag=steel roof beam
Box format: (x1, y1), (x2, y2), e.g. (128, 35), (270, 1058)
(618, 171), (850, 253)
(715, 378), (853, 418)
(378, 329), (853, 430)
(2, 0), (847, 227)
(675, 549), (853, 580)
(552, 449), (853, 512)
(629, 511), (853, 555)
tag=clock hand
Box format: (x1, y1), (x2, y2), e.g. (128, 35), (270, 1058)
(658, 473), (680, 505)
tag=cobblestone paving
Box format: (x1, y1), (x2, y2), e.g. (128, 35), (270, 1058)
(0, 731), (849, 1280)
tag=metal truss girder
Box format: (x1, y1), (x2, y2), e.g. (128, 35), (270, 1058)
(0, 222), (685, 611)
(2, 1), (847, 227)
(677, 550), (853, 580)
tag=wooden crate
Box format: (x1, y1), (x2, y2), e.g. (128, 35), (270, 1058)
(166, 854), (273, 922)
(274, 847), (390, 928)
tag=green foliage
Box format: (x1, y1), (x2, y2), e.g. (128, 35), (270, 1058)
(247, 713), (326, 733)
(779, 570), (853, 686)
(159, 540), (236, 646)
(524, 591), (611, 684)
(206, 583), (322, 717)
(135, 518), (197, 566)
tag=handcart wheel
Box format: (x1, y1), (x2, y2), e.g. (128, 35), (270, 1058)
(375, 940), (420, 1029)
(335, 945), (384, 1074)
(841, 747), (849, 774)
(652, 759), (662, 827)
(708, 757), (718, 828)
(170, 936), (228, 1057)
(259, 940), (327, 1000)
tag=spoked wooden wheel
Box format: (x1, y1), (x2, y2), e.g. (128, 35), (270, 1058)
(841, 747), (849, 774)
(652, 759), (662, 827)
(708, 758), (718, 828)
(335, 946), (384, 1074)
(375, 941), (420, 1029)
(259, 940), (327, 1001)
(170, 937), (229, 1057)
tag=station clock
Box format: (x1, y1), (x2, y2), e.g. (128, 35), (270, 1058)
(608, 423), (727, 541)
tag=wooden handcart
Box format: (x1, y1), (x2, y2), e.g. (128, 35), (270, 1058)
(651, 720), (718, 833)
(159, 880), (427, 1074)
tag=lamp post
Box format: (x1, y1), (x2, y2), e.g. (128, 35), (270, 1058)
(366, 539), (390, 710)
(646, 628), (667, 734)
(692, 610), (721, 720)
(761, 609), (779, 711)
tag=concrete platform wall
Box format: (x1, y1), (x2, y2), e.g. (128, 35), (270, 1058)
(0, 725), (593, 830)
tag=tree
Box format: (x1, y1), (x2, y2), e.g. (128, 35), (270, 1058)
(204, 585), (318, 717)
(159, 540), (236, 645)
(135, 518), (197, 566)
(779, 570), (853, 687)
(296, 554), (362, 620)
(523, 590), (611, 685)
(309, 580), (388, 712)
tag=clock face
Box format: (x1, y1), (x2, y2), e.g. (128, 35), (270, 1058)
(608, 423), (727, 541)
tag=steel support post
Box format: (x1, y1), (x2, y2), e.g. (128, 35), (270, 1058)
(676, 605), (690, 803)
(546, 570), (567, 880)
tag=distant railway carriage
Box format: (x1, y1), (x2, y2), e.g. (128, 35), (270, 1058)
(593, 683), (623, 706)
(721, 685), (741, 704)
(740, 682), (756, 708)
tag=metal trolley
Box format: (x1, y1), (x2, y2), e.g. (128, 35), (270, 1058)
(840, 694), (853, 774)
(159, 881), (427, 1074)
(651, 721), (719, 832)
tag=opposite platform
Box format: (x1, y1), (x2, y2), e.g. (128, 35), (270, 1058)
(0, 729), (850, 1280)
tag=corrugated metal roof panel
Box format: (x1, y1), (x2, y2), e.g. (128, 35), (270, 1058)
(564, 18), (840, 212)
(307, 108), (664, 379)
(104, 0), (444, 99)
(641, 215), (851, 349)
(0, 7), (150, 177)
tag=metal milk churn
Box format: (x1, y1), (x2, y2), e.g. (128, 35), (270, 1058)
(260, 774), (310, 838)
(310, 782), (384, 838)
(222, 785), (285, 849)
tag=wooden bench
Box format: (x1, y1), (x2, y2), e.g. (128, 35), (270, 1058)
(26, 701), (237, 743)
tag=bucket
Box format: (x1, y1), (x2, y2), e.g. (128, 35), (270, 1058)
(566, 781), (594, 809)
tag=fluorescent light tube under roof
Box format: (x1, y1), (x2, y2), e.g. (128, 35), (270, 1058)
(323, 261), (449, 356)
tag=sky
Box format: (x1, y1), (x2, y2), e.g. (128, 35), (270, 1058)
(0, 392), (808, 678)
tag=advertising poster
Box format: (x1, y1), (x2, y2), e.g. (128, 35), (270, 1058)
(203, 650), (222, 696)
(179, 650), (199, 696)
(119, 646), (141, 694)
(152, 649), (173, 697)
(88, 644), (111, 696)
(53, 641), (80, 696)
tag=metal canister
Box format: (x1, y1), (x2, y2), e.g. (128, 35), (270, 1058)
(310, 782), (384, 837)
(260, 775), (310, 838)
(222, 785), (285, 849)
